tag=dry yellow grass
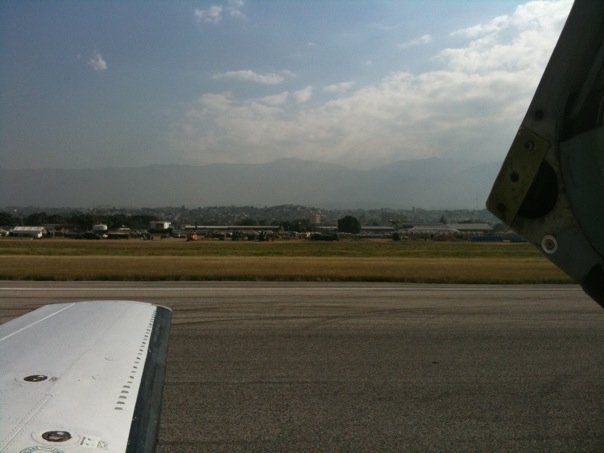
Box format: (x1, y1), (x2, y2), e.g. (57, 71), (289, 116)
(0, 255), (570, 283)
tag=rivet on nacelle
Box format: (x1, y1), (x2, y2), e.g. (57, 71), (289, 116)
(42, 431), (72, 442)
(23, 375), (48, 382)
(541, 235), (558, 255)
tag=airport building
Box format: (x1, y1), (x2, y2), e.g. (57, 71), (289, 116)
(149, 221), (172, 233)
(9, 226), (47, 239)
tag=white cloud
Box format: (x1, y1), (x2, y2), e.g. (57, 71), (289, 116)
(212, 69), (293, 85)
(260, 91), (289, 106)
(324, 81), (354, 94)
(293, 86), (312, 104)
(450, 15), (509, 39)
(442, 0), (571, 74)
(175, 0), (573, 168)
(398, 34), (432, 49)
(88, 53), (107, 71)
(194, 5), (223, 24)
(227, 0), (246, 19)
(195, 1), (245, 23)
(451, 0), (569, 41)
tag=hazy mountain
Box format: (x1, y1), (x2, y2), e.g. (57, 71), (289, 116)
(0, 158), (500, 209)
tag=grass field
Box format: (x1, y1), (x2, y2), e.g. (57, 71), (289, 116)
(0, 238), (571, 283)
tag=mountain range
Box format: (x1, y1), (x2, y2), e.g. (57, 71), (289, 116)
(0, 158), (501, 209)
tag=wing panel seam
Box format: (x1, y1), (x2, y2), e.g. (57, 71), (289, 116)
(0, 395), (52, 451)
(0, 303), (75, 343)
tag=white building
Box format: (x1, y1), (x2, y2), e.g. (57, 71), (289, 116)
(10, 226), (47, 239)
(406, 224), (460, 240)
(149, 221), (171, 232)
(93, 224), (108, 233)
(448, 223), (493, 238)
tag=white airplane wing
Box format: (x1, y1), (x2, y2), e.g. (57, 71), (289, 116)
(0, 300), (172, 452)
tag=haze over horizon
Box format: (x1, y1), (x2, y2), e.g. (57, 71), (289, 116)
(1, 0), (572, 172)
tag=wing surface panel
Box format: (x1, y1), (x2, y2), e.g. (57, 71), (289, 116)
(0, 300), (171, 453)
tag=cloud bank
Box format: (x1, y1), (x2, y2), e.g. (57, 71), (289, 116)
(398, 34), (432, 49)
(176, 0), (572, 168)
(212, 69), (292, 85)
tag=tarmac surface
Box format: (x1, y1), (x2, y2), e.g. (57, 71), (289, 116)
(1, 282), (604, 452)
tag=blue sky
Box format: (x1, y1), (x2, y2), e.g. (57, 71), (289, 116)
(1, 0), (572, 169)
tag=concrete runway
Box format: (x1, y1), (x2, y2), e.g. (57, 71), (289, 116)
(1, 282), (603, 452)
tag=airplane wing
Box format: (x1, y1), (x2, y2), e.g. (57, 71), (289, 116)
(487, 0), (604, 307)
(0, 300), (172, 452)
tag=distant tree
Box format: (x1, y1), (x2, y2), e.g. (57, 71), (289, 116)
(25, 212), (49, 226)
(25, 212), (40, 225)
(107, 214), (128, 229)
(439, 215), (448, 224)
(67, 213), (96, 230)
(47, 214), (66, 224)
(280, 218), (312, 232)
(0, 211), (17, 226)
(25, 213), (64, 225)
(236, 217), (256, 226)
(337, 216), (361, 234)
(128, 215), (157, 229)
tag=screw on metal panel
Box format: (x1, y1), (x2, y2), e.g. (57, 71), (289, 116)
(509, 171), (520, 183)
(23, 375), (48, 382)
(534, 109), (544, 121)
(42, 431), (72, 442)
(541, 235), (558, 255)
(524, 140), (536, 151)
(496, 202), (506, 214)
